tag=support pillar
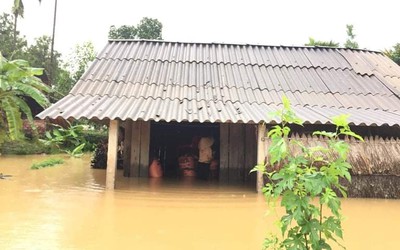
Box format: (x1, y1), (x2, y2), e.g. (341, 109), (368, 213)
(106, 119), (119, 190)
(256, 123), (266, 193)
(123, 120), (132, 177)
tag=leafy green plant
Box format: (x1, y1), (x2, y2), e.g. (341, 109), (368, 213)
(41, 120), (90, 154)
(253, 96), (363, 250)
(0, 53), (50, 140)
(65, 143), (85, 158)
(31, 158), (64, 169)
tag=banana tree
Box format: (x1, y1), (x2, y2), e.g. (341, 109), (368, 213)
(0, 53), (50, 140)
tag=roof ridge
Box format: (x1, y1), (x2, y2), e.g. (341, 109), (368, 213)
(106, 39), (382, 53)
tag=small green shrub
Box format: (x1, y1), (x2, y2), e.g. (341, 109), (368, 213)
(253, 96), (363, 250)
(82, 129), (108, 151)
(0, 139), (53, 155)
(31, 158), (64, 169)
(41, 121), (107, 153)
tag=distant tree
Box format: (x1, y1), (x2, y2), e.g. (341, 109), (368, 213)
(109, 25), (137, 39)
(305, 37), (339, 47)
(56, 41), (96, 98)
(0, 12), (27, 59)
(23, 35), (62, 86)
(0, 53), (50, 140)
(344, 24), (359, 49)
(109, 17), (163, 40)
(136, 17), (163, 40)
(383, 43), (400, 65)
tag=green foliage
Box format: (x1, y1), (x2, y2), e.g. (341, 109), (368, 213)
(31, 158), (64, 169)
(137, 17), (163, 40)
(344, 24), (359, 49)
(65, 41), (96, 82)
(109, 24), (137, 39)
(109, 17), (163, 40)
(0, 12), (27, 59)
(22, 35), (62, 86)
(0, 139), (52, 155)
(254, 96), (363, 250)
(40, 120), (100, 155)
(51, 41), (96, 99)
(12, 0), (25, 18)
(306, 24), (359, 49)
(305, 38), (339, 48)
(0, 54), (50, 140)
(81, 129), (108, 145)
(383, 43), (400, 66)
(65, 143), (85, 158)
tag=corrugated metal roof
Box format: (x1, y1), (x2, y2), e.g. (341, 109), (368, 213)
(38, 40), (400, 126)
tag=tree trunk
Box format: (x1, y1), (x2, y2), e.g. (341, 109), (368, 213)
(13, 14), (18, 57)
(49, 0), (58, 86)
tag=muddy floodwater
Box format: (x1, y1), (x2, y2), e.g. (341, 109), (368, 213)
(1, 154), (399, 250)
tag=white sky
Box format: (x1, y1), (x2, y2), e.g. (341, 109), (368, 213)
(1, 0), (399, 57)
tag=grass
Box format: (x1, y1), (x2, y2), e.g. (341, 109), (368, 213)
(31, 158), (64, 170)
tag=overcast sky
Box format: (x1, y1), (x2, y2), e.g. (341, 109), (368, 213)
(1, 0), (399, 57)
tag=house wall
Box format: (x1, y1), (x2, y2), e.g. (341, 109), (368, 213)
(219, 123), (257, 183)
(123, 120), (150, 177)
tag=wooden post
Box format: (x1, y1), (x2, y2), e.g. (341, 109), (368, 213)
(130, 121), (141, 177)
(139, 121), (150, 177)
(106, 119), (119, 190)
(123, 120), (132, 177)
(256, 123), (266, 193)
(219, 123), (230, 182)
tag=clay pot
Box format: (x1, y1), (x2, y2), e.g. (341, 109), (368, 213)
(149, 159), (163, 178)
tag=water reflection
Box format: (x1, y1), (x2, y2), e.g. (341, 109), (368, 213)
(0, 154), (399, 249)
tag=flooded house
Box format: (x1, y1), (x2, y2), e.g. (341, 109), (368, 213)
(38, 40), (400, 196)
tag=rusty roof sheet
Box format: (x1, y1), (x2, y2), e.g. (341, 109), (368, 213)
(38, 40), (400, 126)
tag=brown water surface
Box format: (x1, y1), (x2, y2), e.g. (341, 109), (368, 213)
(0, 154), (399, 249)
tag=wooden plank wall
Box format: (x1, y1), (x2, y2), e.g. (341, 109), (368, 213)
(126, 120), (151, 177)
(219, 123), (257, 183)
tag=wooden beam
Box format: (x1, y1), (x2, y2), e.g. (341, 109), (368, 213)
(219, 123), (229, 182)
(256, 123), (266, 193)
(123, 120), (132, 177)
(106, 119), (119, 190)
(130, 121), (141, 177)
(139, 121), (150, 177)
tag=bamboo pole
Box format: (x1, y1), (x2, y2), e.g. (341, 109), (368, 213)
(256, 123), (266, 193)
(106, 119), (120, 190)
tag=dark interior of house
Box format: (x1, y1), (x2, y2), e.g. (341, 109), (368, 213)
(150, 122), (220, 178)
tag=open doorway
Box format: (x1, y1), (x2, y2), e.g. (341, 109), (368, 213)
(150, 122), (220, 179)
